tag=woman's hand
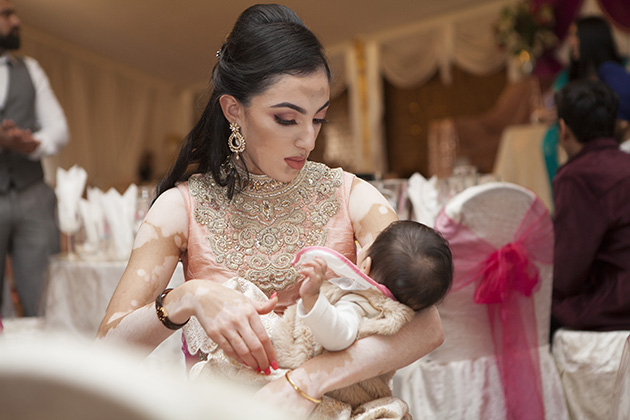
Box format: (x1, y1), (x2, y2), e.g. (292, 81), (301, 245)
(298, 257), (327, 313)
(178, 280), (280, 373)
(255, 370), (318, 419)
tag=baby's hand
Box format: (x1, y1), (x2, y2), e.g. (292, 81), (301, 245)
(298, 257), (327, 312)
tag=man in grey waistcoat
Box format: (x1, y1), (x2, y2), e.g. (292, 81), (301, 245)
(0, 0), (69, 316)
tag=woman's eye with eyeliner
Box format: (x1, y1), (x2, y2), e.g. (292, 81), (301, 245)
(314, 118), (328, 125)
(274, 115), (296, 125)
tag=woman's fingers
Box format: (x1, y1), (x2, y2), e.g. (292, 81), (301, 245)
(242, 296), (279, 372)
(194, 281), (279, 373)
(238, 320), (273, 373)
(212, 333), (246, 365)
(225, 329), (262, 368)
(256, 292), (278, 315)
(207, 317), (267, 370)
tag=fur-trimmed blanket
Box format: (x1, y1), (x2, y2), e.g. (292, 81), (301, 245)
(185, 278), (414, 417)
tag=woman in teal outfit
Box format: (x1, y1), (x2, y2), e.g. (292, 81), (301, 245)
(542, 16), (624, 190)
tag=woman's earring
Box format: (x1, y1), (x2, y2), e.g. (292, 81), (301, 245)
(228, 122), (246, 159)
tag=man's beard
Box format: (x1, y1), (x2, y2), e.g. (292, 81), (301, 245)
(0, 32), (20, 50)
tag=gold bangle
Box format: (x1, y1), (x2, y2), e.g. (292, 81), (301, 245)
(284, 371), (322, 404)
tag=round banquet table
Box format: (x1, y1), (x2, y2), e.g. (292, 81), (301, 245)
(44, 255), (185, 336)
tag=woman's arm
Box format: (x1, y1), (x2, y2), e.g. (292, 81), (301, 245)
(97, 188), (188, 349)
(257, 306), (443, 417)
(256, 177), (444, 416)
(97, 188), (278, 370)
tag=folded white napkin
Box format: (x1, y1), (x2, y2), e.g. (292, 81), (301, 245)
(55, 165), (88, 234)
(100, 184), (138, 261)
(407, 172), (440, 227)
(77, 187), (106, 255)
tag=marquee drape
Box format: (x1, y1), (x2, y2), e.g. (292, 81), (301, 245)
(598, 0), (630, 31)
(20, 0), (630, 183)
(21, 25), (192, 190)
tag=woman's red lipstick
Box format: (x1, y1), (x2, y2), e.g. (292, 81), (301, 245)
(285, 157), (305, 169)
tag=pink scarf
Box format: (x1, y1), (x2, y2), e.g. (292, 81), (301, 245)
(435, 197), (553, 420)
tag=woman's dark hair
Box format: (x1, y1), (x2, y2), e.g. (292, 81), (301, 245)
(569, 16), (622, 81)
(367, 221), (453, 312)
(156, 4), (330, 199)
(556, 79), (619, 143)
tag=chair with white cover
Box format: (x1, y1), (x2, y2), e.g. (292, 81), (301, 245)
(610, 335), (630, 420)
(0, 333), (291, 420)
(393, 182), (569, 420)
(552, 329), (630, 420)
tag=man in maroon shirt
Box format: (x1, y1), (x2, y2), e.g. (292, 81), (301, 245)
(551, 79), (630, 334)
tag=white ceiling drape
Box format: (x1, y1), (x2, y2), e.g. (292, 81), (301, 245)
(325, 0), (510, 175)
(21, 25), (192, 190)
(20, 0), (525, 186)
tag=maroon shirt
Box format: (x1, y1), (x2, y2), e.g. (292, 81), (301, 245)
(552, 137), (630, 331)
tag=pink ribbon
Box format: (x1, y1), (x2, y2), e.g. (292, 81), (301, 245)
(436, 196), (553, 420)
(474, 242), (539, 304)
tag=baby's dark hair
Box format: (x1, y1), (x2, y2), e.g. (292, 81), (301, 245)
(367, 220), (453, 311)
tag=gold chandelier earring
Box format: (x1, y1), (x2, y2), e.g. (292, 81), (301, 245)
(228, 122), (246, 159)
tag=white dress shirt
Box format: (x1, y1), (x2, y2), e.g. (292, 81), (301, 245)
(0, 53), (69, 159)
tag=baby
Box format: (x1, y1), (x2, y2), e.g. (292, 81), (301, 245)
(187, 220), (453, 410)
(295, 219), (454, 353)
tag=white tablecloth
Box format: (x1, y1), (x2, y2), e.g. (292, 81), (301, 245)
(44, 255), (184, 336)
(493, 123), (567, 211)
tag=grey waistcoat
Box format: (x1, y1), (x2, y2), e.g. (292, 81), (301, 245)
(0, 57), (43, 193)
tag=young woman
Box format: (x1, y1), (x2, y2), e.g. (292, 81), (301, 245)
(97, 5), (443, 418)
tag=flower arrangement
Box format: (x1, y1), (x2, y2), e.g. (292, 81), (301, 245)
(495, 0), (558, 59)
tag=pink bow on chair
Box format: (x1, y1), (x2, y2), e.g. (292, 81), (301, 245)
(474, 242), (540, 304)
(436, 197), (553, 420)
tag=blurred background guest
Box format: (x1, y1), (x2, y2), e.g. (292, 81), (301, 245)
(598, 56), (630, 148)
(551, 79), (630, 334)
(0, 0), (69, 316)
(541, 16), (625, 190)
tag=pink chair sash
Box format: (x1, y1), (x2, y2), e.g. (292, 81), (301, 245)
(435, 196), (553, 420)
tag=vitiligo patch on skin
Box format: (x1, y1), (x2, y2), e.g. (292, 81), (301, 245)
(105, 305), (159, 341)
(348, 178), (397, 248)
(107, 310), (132, 325)
(133, 221), (187, 256)
(133, 225), (159, 250)
(355, 203), (396, 244)
(133, 188), (188, 251)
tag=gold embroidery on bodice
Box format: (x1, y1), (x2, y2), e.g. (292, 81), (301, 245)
(189, 162), (342, 295)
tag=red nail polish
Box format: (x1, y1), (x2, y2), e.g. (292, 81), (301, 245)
(264, 367), (271, 375)
(271, 361), (279, 370)
(256, 368), (262, 374)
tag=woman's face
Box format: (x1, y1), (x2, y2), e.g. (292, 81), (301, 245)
(237, 69), (330, 182)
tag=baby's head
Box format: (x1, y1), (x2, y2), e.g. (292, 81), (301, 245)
(358, 220), (453, 311)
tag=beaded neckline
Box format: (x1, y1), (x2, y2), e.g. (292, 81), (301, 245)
(189, 161), (343, 295)
(243, 173), (291, 194)
(235, 163), (309, 198)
